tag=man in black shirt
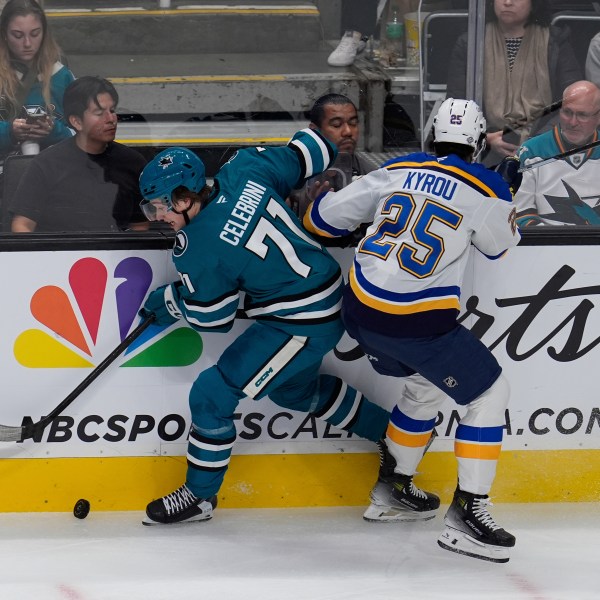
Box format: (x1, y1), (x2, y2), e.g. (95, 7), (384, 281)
(10, 76), (148, 232)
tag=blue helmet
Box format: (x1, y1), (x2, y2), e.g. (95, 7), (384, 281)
(139, 147), (206, 220)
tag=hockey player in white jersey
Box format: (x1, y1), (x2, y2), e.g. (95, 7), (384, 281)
(304, 98), (521, 563)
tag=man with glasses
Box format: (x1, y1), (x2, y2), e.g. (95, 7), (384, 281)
(514, 80), (600, 226)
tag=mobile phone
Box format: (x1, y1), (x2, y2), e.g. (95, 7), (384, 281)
(26, 114), (46, 124)
(502, 126), (520, 146)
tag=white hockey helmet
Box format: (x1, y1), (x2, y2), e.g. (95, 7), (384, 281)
(433, 98), (487, 159)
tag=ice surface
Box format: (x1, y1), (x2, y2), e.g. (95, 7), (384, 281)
(0, 503), (596, 600)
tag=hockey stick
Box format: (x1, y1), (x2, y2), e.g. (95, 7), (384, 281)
(519, 138), (600, 172)
(423, 427), (438, 456)
(0, 314), (155, 443)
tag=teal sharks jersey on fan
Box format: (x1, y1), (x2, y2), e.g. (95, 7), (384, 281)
(516, 126), (600, 226)
(170, 128), (344, 337)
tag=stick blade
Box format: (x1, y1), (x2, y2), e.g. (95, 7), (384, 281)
(0, 424), (26, 442)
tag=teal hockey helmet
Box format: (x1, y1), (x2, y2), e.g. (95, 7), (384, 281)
(139, 147), (206, 220)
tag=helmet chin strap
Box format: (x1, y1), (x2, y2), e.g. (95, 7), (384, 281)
(473, 134), (487, 161)
(171, 200), (192, 225)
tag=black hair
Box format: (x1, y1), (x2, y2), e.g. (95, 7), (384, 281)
(63, 76), (119, 120)
(309, 93), (357, 127)
(433, 142), (475, 162)
(485, 0), (551, 28)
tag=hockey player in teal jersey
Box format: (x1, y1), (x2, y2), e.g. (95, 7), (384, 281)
(304, 99), (521, 563)
(137, 129), (390, 526)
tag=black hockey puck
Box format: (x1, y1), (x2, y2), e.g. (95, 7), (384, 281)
(73, 498), (91, 519)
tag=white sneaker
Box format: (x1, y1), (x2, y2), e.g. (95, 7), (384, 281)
(327, 30), (367, 67)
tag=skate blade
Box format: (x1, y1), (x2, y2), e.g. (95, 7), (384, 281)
(437, 526), (510, 563)
(363, 503), (437, 523)
(142, 513), (213, 526)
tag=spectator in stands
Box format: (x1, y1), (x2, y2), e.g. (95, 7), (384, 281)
(9, 76), (148, 232)
(0, 0), (74, 161)
(585, 32), (600, 87)
(446, 0), (582, 166)
(289, 93), (375, 219)
(514, 80), (600, 226)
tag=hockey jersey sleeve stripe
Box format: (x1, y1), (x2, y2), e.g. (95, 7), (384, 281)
(289, 137), (313, 179)
(349, 273), (460, 314)
(385, 159), (498, 199)
(264, 300), (342, 320)
(182, 292), (239, 329)
(183, 290), (240, 313)
(186, 312), (237, 329)
(245, 271), (342, 314)
(246, 297), (342, 320)
(302, 193), (353, 238)
(349, 263), (460, 314)
(288, 128), (336, 179)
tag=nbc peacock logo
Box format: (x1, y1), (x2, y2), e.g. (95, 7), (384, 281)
(13, 256), (202, 368)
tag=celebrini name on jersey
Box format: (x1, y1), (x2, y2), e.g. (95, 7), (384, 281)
(219, 179), (266, 246)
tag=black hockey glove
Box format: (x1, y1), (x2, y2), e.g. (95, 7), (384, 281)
(495, 156), (522, 196)
(139, 282), (183, 325)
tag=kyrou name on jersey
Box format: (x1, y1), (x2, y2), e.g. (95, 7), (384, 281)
(404, 171), (457, 201)
(219, 180), (267, 246)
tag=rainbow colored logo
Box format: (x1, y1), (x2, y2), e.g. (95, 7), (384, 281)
(14, 257), (202, 368)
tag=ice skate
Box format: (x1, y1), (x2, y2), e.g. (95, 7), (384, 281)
(143, 483), (217, 525)
(363, 439), (440, 522)
(437, 489), (516, 563)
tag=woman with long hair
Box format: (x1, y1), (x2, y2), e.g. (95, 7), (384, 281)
(0, 0), (74, 157)
(446, 0), (582, 165)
